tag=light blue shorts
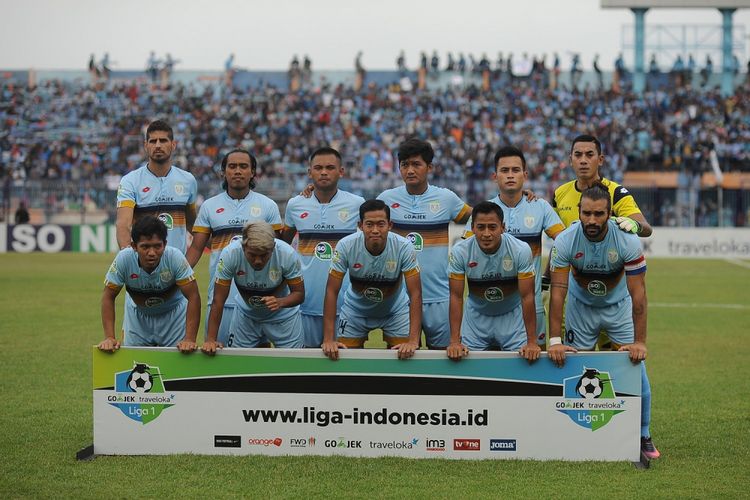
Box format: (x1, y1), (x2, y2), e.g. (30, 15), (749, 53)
(461, 305), (527, 352)
(422, 301), (450, 348)
(205, 304), (233, 346)
(300, 313), (340, 348)
(564, 294), (634, 350)
(123, 298), (186, 347)
(338, 308), (410, 343)
(229, 308), (304, 348)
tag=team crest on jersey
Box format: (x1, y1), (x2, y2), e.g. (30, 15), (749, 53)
(385, 260), (397, 273)
(315, 242), (333, 261)
(587, 280), (607, 296)
(484, 287), (504, 302)
(269, 268), (281, 282)
(217, 259), (225, 273)
(429, 201), (441, 214)
(407, 232), (424, 251)
(108, 262), (118, 274)
(364, 287), (384, 302)
(337, 209), (350, 222)
(524, 216), (535, 228)
(158, 213), (174, 230)
(502, 256), (514, 272)
(251, 206), (261, 217)
(159, 269), (173, 282)
(174, 183), (185, 195)
(607, 249), (619, 264)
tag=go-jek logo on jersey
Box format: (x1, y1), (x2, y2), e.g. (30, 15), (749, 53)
(406, 232), (424, 251)
(108, 363), (174, 424)
(158, 213), (174, 230)
(315, 242), (333, 261)
(556, 368), (625, 431)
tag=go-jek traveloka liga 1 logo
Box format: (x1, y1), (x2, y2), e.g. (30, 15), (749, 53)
(556, 368), (625, 431)
(109, 363), (174, 424)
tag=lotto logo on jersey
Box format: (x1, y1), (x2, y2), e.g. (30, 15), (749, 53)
(315, 242), (333, 261)
(484, 287), (504, 302)
(216, 208), (225, 214)
(406, 232), (424, 251)
(142, 187), (151, 193)
(158, 213), (174, 230)
(391, 203), (400, 209)
(301, 212), (309, 219)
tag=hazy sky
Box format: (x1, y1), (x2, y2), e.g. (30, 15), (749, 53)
(1, 0), (749, 70)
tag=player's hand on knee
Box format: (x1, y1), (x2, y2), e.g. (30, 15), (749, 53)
(519, 343), (541, 363)
(548, 343), (576, 367)
(447, 342), (468, 361)
(618, 342), (647, 363)
(322, 340), (345, 360)
(201, 340), (222, 356)
(177, 340), (197, 353)
(394, 341), (418, 360)
(97, 338), (120, 352)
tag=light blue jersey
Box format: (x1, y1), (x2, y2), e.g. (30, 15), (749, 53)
(117, 164), (197, 253)
(215, 239), (303, 321)
(463, 196), (564, 314)
(104, 246), (195, 314)
(194, 191), (282, 305)
(284, 190), (364, 316)
(330, 231), (420, 318)
(449, 233), (535, 316)
(377, 185), (470, 303)
(550, 219), (647, 308)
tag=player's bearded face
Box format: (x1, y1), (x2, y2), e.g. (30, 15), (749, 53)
(579, 198), (610, 241)
(145, 131), (174, 164)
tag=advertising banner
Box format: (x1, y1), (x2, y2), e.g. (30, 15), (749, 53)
(93, 348), (641, 461)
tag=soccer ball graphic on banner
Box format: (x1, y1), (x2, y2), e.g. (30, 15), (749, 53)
(126, 363), (154, 393)
(575, 368), (603, 399)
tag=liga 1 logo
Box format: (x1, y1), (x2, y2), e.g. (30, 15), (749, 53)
(556, 368), (625, 431)
(108, 362), (174, 424)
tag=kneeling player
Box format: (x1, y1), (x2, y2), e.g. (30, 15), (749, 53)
(447, 202), (540, 362)
(99, 216), (200, 352)
(322, 199), (422, 360)
(548, 184), (659, 460)
(202, 221), (304, 353)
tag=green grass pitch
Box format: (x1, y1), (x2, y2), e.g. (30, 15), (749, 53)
(0, 253), (748, 498)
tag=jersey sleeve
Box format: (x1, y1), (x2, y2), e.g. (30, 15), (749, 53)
(282, 247), (304, 285)
(215, 246), (237, 286)
(116, 175), (136, 209)
(612, 185), (641, 218)
(267, 200), (283, 231)
(541, 201), (565, 238)
(400, 240), (420, 278)
(103, 252), (126, 289)
(621, 233), (647, 276)
(550, 236), (572, 273)
(283, 198), (296, 231)
(192, 202), (212, 234)
(329, 240), (349, 279)
(517, 243), (535, 280)
(448, 243), (466, 280)
(461, 216), (474, 239)
(188, 176), (198, 205)
(172, 249), (196, 286)
(448, 190), (472, 223)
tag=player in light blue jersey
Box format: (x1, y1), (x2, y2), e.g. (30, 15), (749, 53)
(448, 202), (540, 362)
(116, 120), (197, 254)
(283, 147), (364, 347)
(322, 199), (422, 361)
(548, 183), (659, 460)
(99, 216), (200, 352)
(202, 222), (305, 353)
(377, 138), (471, 349)
(187, 149), (282, 344)
(463, 146), (565, 348)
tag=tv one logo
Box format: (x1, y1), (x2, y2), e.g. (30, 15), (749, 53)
(453, 439), (480, 451)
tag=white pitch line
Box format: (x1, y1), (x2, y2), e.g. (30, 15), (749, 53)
(725, 258), (750, 270)
(651, 302), (749, 310)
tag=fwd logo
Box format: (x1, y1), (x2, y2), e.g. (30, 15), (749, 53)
(290, 437), (316, 448)
(490, 439), (517, 451)
(453, 439), (480, 451)
(426, 439), (446, 452)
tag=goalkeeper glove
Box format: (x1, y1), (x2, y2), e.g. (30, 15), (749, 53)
(614, 216), (640, 234)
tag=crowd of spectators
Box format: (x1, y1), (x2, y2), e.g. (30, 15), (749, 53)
(1, 69), (749, 208)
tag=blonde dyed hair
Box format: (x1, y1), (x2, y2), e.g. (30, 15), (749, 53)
(241, 221), (276, 253)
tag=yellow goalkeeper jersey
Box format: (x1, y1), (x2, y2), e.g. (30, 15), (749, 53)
(552, 177), (641, 228)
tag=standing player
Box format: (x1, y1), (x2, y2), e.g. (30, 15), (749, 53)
(99, 216), (200, 352)
(448, 202), (539, 361)
(463, 146), (565, 348)
(282, 147), (364, 347)
(187, 149), (282, 345)
(322, 199), (422, 361)
(548, 184), (659, 460)
(202, 222), (304, 352)
(377, 138), (471, 349)
(116, 120), (198, 253)
(553, 134), (652, 237)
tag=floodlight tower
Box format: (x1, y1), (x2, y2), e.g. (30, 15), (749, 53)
(602, 0), (749, 95)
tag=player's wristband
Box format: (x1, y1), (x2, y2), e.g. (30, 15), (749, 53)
(549, 337), (562, 346)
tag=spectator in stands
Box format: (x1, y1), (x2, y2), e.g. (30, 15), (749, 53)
(14, 201), (30, 224)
